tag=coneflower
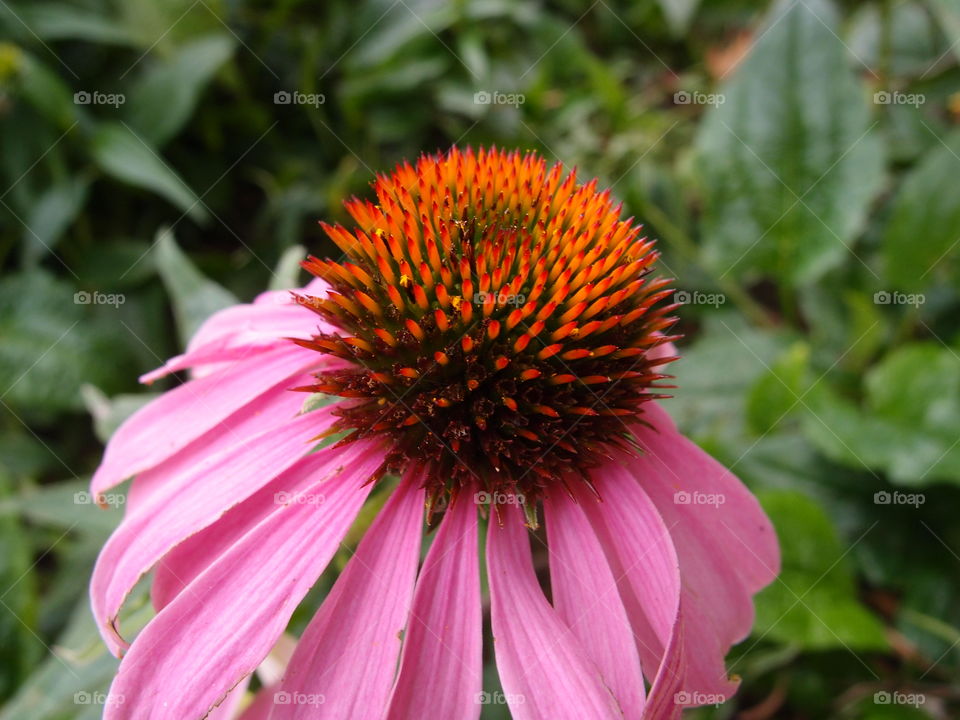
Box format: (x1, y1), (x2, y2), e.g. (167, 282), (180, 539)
(91, 147), (778, 720)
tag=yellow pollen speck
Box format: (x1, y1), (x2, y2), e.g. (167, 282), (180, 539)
(374, 228), (385, 237)
(399, 274), (410, 287)
(451, 295), (462, 310)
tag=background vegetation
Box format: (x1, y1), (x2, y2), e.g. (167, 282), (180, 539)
(1, 0), (959, 717)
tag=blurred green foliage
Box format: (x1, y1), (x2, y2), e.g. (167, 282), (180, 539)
(1, 0), (959, 718)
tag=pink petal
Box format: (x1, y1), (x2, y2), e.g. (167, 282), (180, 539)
(641, 603), (686, 720)
(120, 374), (311, 515)
(150, 451), (342, 611)
(207, 675), (250, 720)
(384, 494), (482, 720)
(102, 448), (381, 720)
(271, 480), (424, 720)
(487, 507), (622, 720)
(578, 464), (681, 684)
(637, 402), (779, 592)
(624, 401), (779, 698)
(236, 686), (278, 720)
(92, 345), (317, 494)
(545, 494), (646, 719)
(91, 405), (347, 655)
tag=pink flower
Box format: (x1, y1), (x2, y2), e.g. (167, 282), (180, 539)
(91, 148), (778, 720)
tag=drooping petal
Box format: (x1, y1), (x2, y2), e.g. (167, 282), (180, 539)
(577, 464), (682, 685)
(487, 506), (621, 720)
(143, 284), (334, 384)
(545, 494), (646, 719)
(637, 402), (779, 592)
(384, 494), (482, 720)
(92, 345), (317, 494)
(237, 686), (278, 720)
(207, 676), (250, 720)
(641, 603), (686, 720)
(270, 480), (424, 720)
(187, 277), (328, 355)
(91, 406), (350, 655)
(102, 448), (381, 720)
(625, 401), (779, 698)
(150, 451), (341, 611)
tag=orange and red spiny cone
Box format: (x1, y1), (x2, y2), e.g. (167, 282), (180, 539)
(292, 147), (680, 520)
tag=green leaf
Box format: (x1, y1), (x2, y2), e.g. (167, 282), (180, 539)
(91, 123), (207, 222)
(154, 228), (237, 347)
(14, 3), (136, 46)
(746, 342), (811, 435)
(0, 478), (122, 537)
(0, 473), (40, 701)
(0, 578), (152, 720)
(882, 131), (960, 290)
(695, 0), (883, 284)
(21, 176), (90, 265)
(753, 490), (888, 650)
(802, 343), (960, 484)
(269, 244), (306, 290)
(930, 0), (960, 63)
(0, 271), (125, 413)
(15, 52), (77, 129)
(123, 34), (234, 146)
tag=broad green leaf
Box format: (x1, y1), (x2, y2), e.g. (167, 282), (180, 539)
(0, 581), (152, 720)
(882, 131), (960, 290)
(21, 176), (90, 265)
(14, 3), (136, 46)
(753, 490), (887, 650)
(0, 473), (39, 701)
(746, 342), (811, 435)
(0, 478), (123, 537)
(0, 271), (125, 413)
(931, 0), (960, 63)
(695, 0), (883, 284)
(154, 228), (237, 347)
(91, 124), (207, 222)
(803, 343), (960, 484)
(849, 2), (945, 77)
(15, 52), (77, 129)
(123, 34), (234, 146)
(669, 312), (789, 449)
(269, 244), (306, 291)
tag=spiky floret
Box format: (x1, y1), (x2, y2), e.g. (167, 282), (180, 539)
(293, 147), (679, 522)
